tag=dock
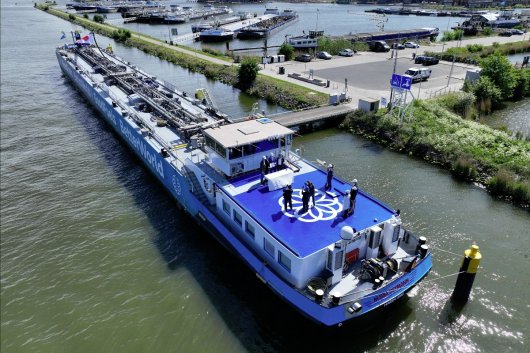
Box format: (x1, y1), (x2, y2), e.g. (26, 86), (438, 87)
(268, 104), (355, 130)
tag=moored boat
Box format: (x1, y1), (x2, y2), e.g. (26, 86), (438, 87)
(56, 38), (432, 327)
(199, 28), (234, 42)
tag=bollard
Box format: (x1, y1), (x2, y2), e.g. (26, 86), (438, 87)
(452, 244), (482, 303)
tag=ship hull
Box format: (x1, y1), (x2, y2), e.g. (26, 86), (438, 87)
(57, 49), (432, 327)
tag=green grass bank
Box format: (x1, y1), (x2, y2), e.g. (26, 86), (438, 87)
(340, 101), (530, 208)
(36, 4), (327, 110)
(426, 40), (530, 65)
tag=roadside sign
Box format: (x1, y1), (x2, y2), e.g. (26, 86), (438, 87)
(391, 74), (402, 89)
(400, 76), (412, 90)
(390, 74), (412, 91)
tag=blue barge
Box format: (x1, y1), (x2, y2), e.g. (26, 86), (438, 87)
(56, 42), (432, 327)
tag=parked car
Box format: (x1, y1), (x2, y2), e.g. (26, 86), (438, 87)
(369, 40), (390, 52)
(338, 48), (354, 57)
(511, 29), (525, 35)
(391, 43), (405, 50)
(499, 30), (512, 37)
(295, 54), (312, 62)
(404, 41), (420, 48)
(404, 67), (432, 83)
(415, 55), (439, 66)
(316, 51), (332, 60)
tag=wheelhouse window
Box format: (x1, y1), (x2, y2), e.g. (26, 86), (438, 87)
(245, 221), (255, 239)
(233, 210), (242, 226)
(278, 251), (291, 272)
(263, 238), (275, 258)
(228, 147), (242, 160)
(222, 199), (230, 215)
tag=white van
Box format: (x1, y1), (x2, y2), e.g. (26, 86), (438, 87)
(404, 67), (432, 83)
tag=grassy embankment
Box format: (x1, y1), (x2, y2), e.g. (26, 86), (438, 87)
(36, 4), (327, 110)
(341, 101), (530, 207)
(426, 40), (530, 65)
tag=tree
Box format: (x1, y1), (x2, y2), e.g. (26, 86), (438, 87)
(238, 57), (260, 90)
(278, 43), (294, 61)
(479, 53), (516, 100)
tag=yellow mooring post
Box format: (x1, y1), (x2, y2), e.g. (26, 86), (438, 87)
(452, 244), (482, 303)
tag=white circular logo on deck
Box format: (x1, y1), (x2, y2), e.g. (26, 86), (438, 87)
(278, 189), (343, 223)
(172, 175), (181, 196)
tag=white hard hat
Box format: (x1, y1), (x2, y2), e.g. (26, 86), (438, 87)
(353, 179), (358, 184)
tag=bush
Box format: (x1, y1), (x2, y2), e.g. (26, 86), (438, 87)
(452, 156), (478, 180)
(487, 169), (514, 195)
(437, 92), (476, 119)
(238, 57), (260, 90)
(278, 43), (294, 61)
(93, 14), (104, 23)
(466, 44), (483, 53)
(201, 47), (224, 57)
(317, 36), (354, 55)
(483, 27), (493, 36)
(68, 13), (76, 21)
(512, 182), (530, 204)
(472, 76), (502, 113)
(512, 69), (530, 100)
(112, 28), (131, 42)
(83, 13), (88, 19)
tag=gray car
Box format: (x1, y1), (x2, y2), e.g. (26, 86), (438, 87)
(316, 51), (332, 60)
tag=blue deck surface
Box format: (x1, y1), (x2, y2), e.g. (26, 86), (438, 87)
(230, 168), (396, 258)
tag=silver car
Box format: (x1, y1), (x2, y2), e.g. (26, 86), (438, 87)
(404, 42), (420, 48)
(316, 51), (332, 60)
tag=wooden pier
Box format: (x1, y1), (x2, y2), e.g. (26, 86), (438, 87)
(268, 104), (355, 130)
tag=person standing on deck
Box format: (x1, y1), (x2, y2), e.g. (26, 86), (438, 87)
(308, 180), (316, 208)
(260, 156), (270, 185)
(324, 164), (334, 191)
(342, 190), (351, 218)
(301, 182), (310, 214)
(348, 179), (359, 216)
(277, 153), (285, 171)
(283, 184), (293, 211)
(268, 152), (276, 173)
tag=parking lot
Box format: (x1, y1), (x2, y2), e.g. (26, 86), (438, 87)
(264, 48), (477, 102)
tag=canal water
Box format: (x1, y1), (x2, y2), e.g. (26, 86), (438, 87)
(480, 99), (530, 135)
(2, 3), (529, 353)
(85, 2), (465, 52)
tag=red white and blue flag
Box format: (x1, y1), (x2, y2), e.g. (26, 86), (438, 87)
(76, 33), (93, 46)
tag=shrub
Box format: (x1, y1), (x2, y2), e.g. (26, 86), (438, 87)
(112, 28), (131, 42)
(483, 27), (493, 36)
(68, 13), (76, 21)
(512, 69), (530, 100)
(437, 92), (476, 119)
(487, 169), (514, 195)
(317, 36), (354, 55)
(278, 43), (294, 61)
(238, 57), (260, 90)
(472, 76), (503, 113)
(512, 181), (530, 204)
(452, 156), (478, 180)
(93, 14), (104, 23)
(83, 13), (88, 19)
(466, 44), (483, 53)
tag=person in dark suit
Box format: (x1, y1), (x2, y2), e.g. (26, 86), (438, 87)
(301, 182), (310, 214)
(283, 184), (293, 211)
(308, 180), (315, 207)
(324, 164), (333, 191)
(260, 156), (270, 184)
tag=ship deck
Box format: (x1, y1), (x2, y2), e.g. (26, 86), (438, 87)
(223, 161), (396, 258)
